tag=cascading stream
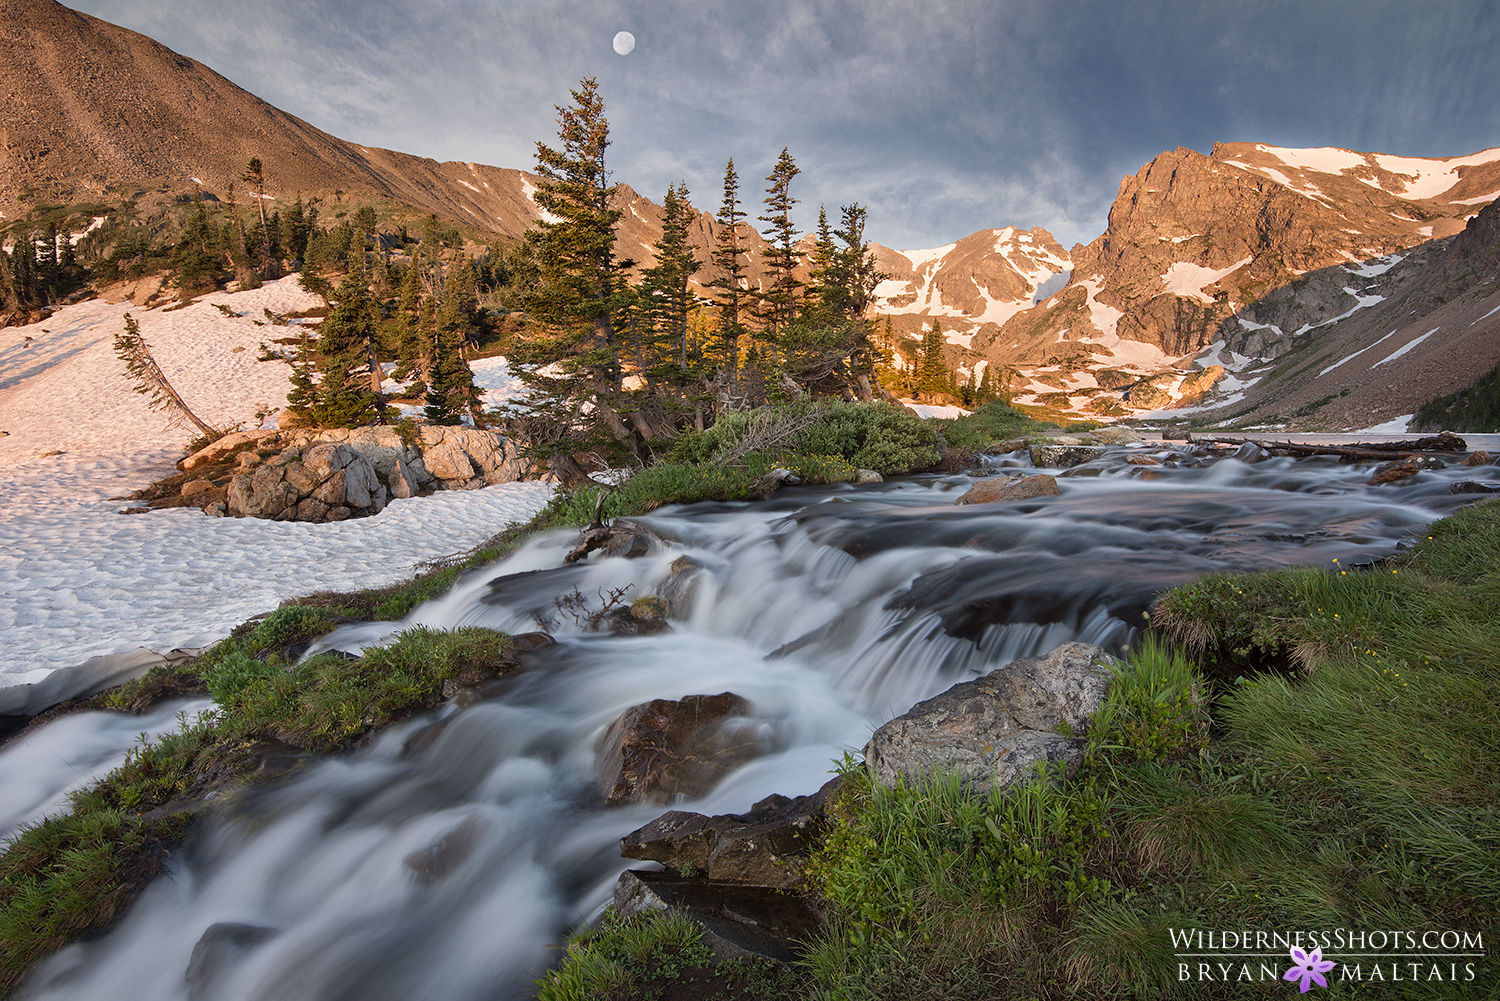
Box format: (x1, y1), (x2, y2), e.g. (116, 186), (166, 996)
(8, 451), (1483, 1000)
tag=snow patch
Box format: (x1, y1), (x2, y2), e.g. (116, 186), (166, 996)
(1159, 257), (1252, 304)
(457, 179), (480, 193)
(1470, 303), (1500, 327)
(1317, 329), (1399, 378)
(1355, 414), (1414, 433)
(1449, 190), (1500, 206)
(0, 279), (555, 683)
(1372, 149), (1500, 200)
(1344, 253), (1406, 278)
(1370, 328), (1439, 369)
(1258, 145), (1367, 175)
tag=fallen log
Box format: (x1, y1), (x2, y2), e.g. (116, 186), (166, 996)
(1194, 431), (1467, 462)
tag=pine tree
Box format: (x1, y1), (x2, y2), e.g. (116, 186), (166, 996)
(241, 157), (276, 276)
(306, 266), (382, 427)
(638, 182), (701, 388)
(507, 77), (639, 472)
(709, 159), (749, 388)
(281, 194), (312, 268)
(424, 261), (482, 424)
(919, 321), (950, 397)
(756, 148), (802, 340)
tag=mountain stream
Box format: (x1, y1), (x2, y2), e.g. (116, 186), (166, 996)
(5, 445), (1488, 1000)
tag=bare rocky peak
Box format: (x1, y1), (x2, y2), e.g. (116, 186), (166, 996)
(870, 227), (1070, 349)
(972, 141), (1500, 424)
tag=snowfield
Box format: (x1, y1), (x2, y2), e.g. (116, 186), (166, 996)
(0, 278), (553, 687)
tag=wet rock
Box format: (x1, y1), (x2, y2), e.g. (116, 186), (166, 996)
(955, 473), (1060, 505)
(620, 778), (842, 888)
(1368, 459), (1419, 485)
(596, 693), (760, 805)
(1451, 480), (1500, 494)
(1461, 451), (1492, 466)
(614, 870), (818, 963)
(658, 556), (705, 619)
(1233, 442), (1264, 463)
(1030, 444), (1108, 468)
(604, 521), (660, 559)
(403, 814), (484, 879)
(185, 923), (277, 1000)
(863, 642), (1115, 795)
(601, 597), (672, 636)
(855, 468), (884, 483)
(747, 467), (800, 499)
(1126, 454), (1161, 466)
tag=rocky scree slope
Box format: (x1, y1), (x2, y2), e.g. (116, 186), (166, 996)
(0, 0), (771, 282)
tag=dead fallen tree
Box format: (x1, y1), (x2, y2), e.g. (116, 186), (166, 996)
(113, 313), (224, 439)
(1192, 431), (1468, 461)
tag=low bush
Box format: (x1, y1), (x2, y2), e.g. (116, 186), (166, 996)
(670, 400), (940, 476)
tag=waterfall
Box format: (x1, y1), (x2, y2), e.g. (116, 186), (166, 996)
(7, 454), (1475, 1000)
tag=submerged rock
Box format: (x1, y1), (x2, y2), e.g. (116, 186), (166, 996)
(596, 693), (762, 805)
(185, 923), (277, 1000)
(863, 641), (1115, 795)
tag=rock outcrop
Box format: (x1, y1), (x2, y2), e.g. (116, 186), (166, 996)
(863, 642), (1115, 795)
(134, 425), (538, 522)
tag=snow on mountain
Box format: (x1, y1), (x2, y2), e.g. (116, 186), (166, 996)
(869, 227), (1069, 352)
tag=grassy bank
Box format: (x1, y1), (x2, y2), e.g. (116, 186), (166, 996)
(796, 499), (1500, 999)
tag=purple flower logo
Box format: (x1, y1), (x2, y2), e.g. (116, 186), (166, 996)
(1283, 946), (1336, 992)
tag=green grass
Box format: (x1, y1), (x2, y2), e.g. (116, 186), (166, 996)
(1413, 358), (1500, 432)
(535, 909), (802, 1001)
(800, 500), (1500, 999)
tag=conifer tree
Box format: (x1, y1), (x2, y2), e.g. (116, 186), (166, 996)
(709, 159), (749, 387)
(919, 321), (951, 396)
(507, 77), (638, 471)
(756, 148), (802, 340)
(301, 266), (382, 427)
(638, 182), (701, 387)
(241, 157), (275, 274)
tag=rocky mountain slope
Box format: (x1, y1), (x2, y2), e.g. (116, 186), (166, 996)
(1159, 196), (1500, 430)
(0, 0), (756, 274)
(11, 0), (1498, 430)
(941, 142), (1500, 424)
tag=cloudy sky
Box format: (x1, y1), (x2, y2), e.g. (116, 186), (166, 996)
(68, 0), (1500, 250)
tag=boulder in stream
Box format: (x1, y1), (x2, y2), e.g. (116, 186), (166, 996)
(955, 473), (1060, 505)
(619, 778), (841, 888)
(596, 693), (762, 805)
(863, 641), (1115, 795)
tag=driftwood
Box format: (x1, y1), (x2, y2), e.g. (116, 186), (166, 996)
(1191, 431), (1468, 462)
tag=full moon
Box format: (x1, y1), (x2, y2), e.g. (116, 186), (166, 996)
(612, 31), (635, 55)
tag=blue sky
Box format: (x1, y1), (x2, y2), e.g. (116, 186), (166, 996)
(68, 0), (1500, 250)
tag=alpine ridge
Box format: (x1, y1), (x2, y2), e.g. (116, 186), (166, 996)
(7, 0), (1499, 430)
